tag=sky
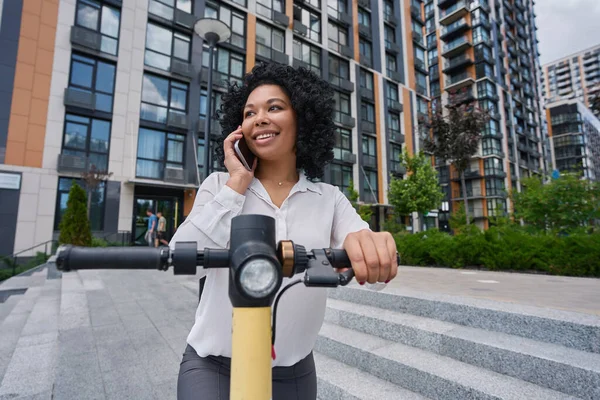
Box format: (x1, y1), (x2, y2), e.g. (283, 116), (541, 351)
(535, 0), (600, 65)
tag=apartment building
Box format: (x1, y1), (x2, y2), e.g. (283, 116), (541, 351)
(546, 99), (600, 181)
(425, 0), (546, 230)
(541, 44), (600, 120)
(0, 0), (431, 256)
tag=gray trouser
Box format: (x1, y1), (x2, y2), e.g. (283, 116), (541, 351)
(177, 344), (317, 400)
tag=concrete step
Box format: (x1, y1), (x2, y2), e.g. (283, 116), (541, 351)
(325, 298), (600, 399)
(316, 322), (580, 400)
(0, 275), (61, 399)
(328, 285), (600, 354)
(0, 295), (22, 326)
(314, 352), (430, 400)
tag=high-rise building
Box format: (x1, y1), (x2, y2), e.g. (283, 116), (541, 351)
(545, 99), (600, 181)
(541, 44), (600, 119)
(426, 0), (546, 230)
(0, 0), (431, 257)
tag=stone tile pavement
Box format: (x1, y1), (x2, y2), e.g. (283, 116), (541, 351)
(0, 263), (598, 399)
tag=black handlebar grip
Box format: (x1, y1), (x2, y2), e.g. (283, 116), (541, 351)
(56, 245), (169, 272)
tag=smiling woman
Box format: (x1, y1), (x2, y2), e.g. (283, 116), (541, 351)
(171, 63), (399, 400)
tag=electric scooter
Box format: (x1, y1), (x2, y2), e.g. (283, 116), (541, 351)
(56, 214), (390, 400)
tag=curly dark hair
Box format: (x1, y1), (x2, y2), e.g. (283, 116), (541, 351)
(213, 62), (336, 180)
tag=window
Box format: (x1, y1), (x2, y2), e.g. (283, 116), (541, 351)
(386, 53), (398, 76)
(68, 54), (116, 113)
(431, 82), (441, 97)
(55, 178), (105, 231)
(387, 82), (399, 102)
(427, 47), (438, 66)
(62, 114), (111, 171)
(149, 0), (191, 20)
(363, 169), (378, 203)
(472, 26), (490, 45)
(136, 128), (185, 179)
(197, 137), (221, 173)
(388, 112), (401, 140)
(293, 39), (321, 74)
(141, 74), (188, 124)
(328, 0), (348, 17)
(414, 46), (426, 69)
(256, 22), (285, 58)
(359, 38), (373, 65)
(256, 0), (284, 18)
(75, 0), (120, 55)
(482, 138), (502, 156)
(384, 0), (394, 20)
(427, 33), (437, 48)
(329, 55), (350, 87)
(390, 143), (402, 171)
(485, 178), (505, 197)
(484, 157), (504, 174)
(384, 25), (396, 49)
(145, 23), (191, 71)
(202, 47), (245, 85)
(416, 72), (427, 93)
(360, 69), (374, 91)
(328, 22), (348, 53)
(487, 198), (507, 217)
(333, 91), (351, 118)
(204, 2), (245, 49)
(477, 80), (496, 98)
(199, 90), (223, 134)
(411, 20), (424, 43)
(333, 127), (352, 160)
(361, 102), (375, 123)
(330, 163), (353, 196)
(294, 5), (321, 42)
(476, 63), (494, 80)
(358, 8), (370, 27)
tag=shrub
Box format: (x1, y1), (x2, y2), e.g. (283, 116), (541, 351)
(58, 182), (92, 247)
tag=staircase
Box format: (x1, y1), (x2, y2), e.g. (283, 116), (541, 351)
(315, 286), (600, 400)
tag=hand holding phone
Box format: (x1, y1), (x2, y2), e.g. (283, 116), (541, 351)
(234, 136), (256, 171)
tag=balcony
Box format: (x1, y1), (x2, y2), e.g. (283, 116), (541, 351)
(361, 120), (376, 133)
(57, 153), (91, 173)
(363, 154), (377, 168)
(515, 0), (526, 11)
(388, 100), (403, 112)
(486, 169), (507, 178)
(384, 12), (398, 26)
(70, 25), (102, 53)
(358, 23), (371, 38)
(64, 87), (96, 111)
(339, 150), (357, 164)
(470, 0), (491, 12)
(293, 20), (308, 36)
(448, 89), (475, 105)
(440, 17), (470, 41)
(200, 68), (229, 88)
(330, 76), (355, 93)
(272, 10), (290, 27)
(410, 5), (423, 21)
(439, 0), (470, 25)
(517, 26), (527, 39)
(414, 58), (427, 73)
(452, 187), (485, 199)
(445, 71), (475, 91)
(334, 112), (356, 128)
(443, 54), (474, 73)
(385, 40), (402, 54)
(329, 9), (352, 26)
(359, 87), (375, 101)
(390, 161), (407, 175)
(389, 129), (404, 143)
(256, 46), (289, 65)
(171, 59), (194, 80)
(389, 70), (403, 82)
(442, 36), (472, 57)
(505, 14), (515, 27)
(451, 168), (482, 180)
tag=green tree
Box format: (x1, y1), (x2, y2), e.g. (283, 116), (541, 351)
(511, 173), (600, 233)
(388, 150), (444, 232)
(424, 97), (489, 225)
(347, 180), (373, 223)
(59, 182), (92, 246)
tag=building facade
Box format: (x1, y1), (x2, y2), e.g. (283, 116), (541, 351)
(0, 0), (432, 256)
(541, 43), (600, 120)
(546, 99), (600, 181)
(425, 0), (546, 230)
(0, 0), (547, 256)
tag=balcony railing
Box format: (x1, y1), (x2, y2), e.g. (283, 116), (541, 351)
(452, 187), (485, 198)
(440, 17), (470, 38)
(363, 154), (377, 168)
(442, 36), (472, 56)
(446, 71), (474, 88)
(444, 54), (473, 71)
(439, 0), (470, 25)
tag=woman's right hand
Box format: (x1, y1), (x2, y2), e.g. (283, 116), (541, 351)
(224, 126), (257, 195)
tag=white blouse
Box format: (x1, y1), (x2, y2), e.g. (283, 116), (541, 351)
(169, 171), (371, 366)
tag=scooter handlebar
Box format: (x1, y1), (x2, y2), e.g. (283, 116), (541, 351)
(56, 245), (170, 272)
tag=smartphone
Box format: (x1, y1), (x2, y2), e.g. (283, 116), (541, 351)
(234, 136), (255, 171)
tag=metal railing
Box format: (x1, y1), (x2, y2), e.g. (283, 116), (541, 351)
(1, 240), (58, 278)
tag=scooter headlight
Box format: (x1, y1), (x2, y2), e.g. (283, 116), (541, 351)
(238, 258), (279, 299)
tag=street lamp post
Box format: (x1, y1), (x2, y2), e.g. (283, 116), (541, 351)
(194, 18), (231, 182)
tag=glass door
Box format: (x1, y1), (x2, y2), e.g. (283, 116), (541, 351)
(132, 196), (182, 246)
(134, 198), (155, 246)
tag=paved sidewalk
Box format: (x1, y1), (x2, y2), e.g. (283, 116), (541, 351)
(385, 266), (600, 316)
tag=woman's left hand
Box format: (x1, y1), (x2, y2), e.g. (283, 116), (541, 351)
(343, 230), (398, 284)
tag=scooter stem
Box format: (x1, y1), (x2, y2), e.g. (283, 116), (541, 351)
(231, 307), (272, 400)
